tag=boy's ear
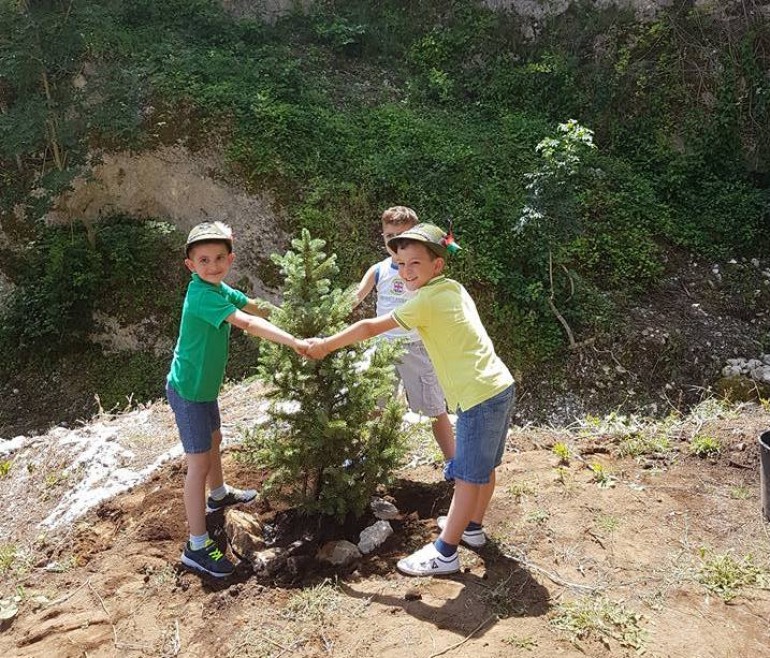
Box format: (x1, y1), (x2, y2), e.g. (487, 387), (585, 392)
(433, 256), (446, 274)
(184, 258), (195, 273)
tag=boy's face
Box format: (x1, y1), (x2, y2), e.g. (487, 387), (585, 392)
(382, 221), (414, 257)
(394, 242), (445, 291)
(185, 242), (235, 285)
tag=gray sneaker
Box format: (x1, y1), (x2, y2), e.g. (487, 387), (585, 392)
(206, 486), (257, 513)
(436, 515), (487, 548)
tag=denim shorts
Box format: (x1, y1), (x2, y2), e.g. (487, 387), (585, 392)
(453, 384), (515, 484)
(166, 383), (221, 454)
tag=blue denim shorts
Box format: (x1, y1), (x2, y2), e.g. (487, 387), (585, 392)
(453, 384), (515, 484)
(166, 383), (221, 454)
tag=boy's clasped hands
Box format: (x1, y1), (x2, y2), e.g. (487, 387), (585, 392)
(293, 337), (331, 360)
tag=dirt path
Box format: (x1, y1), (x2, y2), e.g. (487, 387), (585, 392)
(1, 400), (770, 657)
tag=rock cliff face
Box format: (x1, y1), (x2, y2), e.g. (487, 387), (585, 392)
(44, 146), (287, 303)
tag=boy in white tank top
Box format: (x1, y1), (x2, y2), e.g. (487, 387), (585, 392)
(352, 206), (455, 469)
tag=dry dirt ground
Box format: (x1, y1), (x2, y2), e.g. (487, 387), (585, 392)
(1, 391), (770, 658)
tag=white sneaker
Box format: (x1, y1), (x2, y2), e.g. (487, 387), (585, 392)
(397, 543), (460, 576)
(436, 515), (487, 548)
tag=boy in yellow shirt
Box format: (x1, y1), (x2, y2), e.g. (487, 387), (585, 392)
(307, 224), (514, 575)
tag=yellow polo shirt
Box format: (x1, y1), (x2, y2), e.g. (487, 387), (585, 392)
(392, 276), (513, 412)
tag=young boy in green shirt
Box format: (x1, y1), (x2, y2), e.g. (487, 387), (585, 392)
(167, 221), (308, 577)
(306, 224), (514, 576)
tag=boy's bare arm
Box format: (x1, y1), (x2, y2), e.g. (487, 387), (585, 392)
(242, 298), (277, 319)
(227, 310), (307, 354)
(351, 264), (378, 308)
(306, 314), (399, 359)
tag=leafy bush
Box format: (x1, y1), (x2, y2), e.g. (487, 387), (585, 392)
(0, 217), (182, 358)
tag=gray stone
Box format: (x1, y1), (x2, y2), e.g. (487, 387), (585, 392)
(317, 540), (361, 566)
(358, 520), (393, 555)
(370, 497), (400, 520)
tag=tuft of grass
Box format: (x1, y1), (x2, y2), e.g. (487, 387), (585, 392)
(0, 545), (17, 573)
(729, 486), (752, 500)
(503, 634), (538, 649)
(595, 514), (620, 534)
(550, 595), (647, 650)
(554, 466), (570, 486)
(617, 433), (671, 459)
(689, 435), (722, 458)
(507, 480), (537, 500)
(525, 509), (550, 524)
(552, 441), (571, 464)
(696, 550), (768, 601)
(478, 572), (523, 618)
(0, 460), (11, 478)
(283, 578), (367, 623)
(589, 462), (617, 488)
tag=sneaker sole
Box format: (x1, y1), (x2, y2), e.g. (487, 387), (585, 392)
(180, 553), (233, 578)
(436, 517), (487, 548)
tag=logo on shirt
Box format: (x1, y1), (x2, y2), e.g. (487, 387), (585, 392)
(392, 279), (406, 295)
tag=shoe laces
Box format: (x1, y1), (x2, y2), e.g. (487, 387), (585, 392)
(204, 540), (225, 561)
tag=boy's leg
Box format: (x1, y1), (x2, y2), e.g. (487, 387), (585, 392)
(167, 384), (234, 576)
(397, 343), (455, 460)
(438, 471), (497, 545)
(205, 427), (258, 512)
(431, 412), (455, 461)
(207, 429), (224, 492)
(184, 451), (211, 536)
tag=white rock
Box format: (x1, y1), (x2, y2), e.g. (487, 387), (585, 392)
(722, 365), (742, 378)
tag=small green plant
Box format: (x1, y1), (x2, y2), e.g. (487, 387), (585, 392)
(0, 460), (11, 478)
(696, 550), (767, 601)
(729, 486), (752, 500)
(589, 462), (617, 488)
(617, 433), (671, 458)
(689, 435), (722, 458)
(503, 634), (538, 649)
(525, 509), (550, 524)
(552, 441), (571, 464)
(550, 595), (647, 650)
(507, 480), (536, 500)
(554, 466), (570, 485)
(595, 514), (620, 534)
(0, 545), (17, 573)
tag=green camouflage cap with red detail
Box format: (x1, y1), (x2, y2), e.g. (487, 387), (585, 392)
(387, 222), (461, 257)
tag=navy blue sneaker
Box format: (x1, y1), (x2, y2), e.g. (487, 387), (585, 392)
(181, 539), (234, 577)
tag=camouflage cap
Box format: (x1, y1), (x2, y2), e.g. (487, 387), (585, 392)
(387, 222), (460, 258)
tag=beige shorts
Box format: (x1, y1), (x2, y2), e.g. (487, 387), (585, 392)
(395, 342), (447, 418)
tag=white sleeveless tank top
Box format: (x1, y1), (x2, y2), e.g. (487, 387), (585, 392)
(375, 257), (420, 342)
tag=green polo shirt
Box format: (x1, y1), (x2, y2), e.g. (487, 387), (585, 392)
(167, 274), (248, 401)
(392, 276), (513, 412)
